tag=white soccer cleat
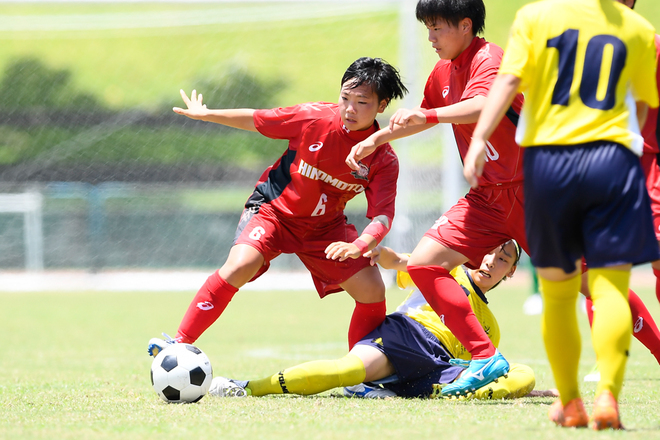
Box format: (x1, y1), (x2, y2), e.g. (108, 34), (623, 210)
(209, 376), (248, 397)
(343, 383), (397, 399)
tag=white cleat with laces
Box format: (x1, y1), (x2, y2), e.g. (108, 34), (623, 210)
(209, 376), (249, 397)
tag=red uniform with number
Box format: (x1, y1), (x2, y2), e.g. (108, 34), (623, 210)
(234, 102), (399, 296)
(420, 37), (528, 266)
(640, 35), (660, 241)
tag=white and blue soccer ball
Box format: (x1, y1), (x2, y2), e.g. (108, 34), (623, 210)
(150, 343), (213, 403)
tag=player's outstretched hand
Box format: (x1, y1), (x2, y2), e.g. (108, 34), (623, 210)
(325, 241), (362, 262)
(173, 89), (208, 121)
(346, 140), (377, 171)
(388, 108), (426, 132)
(463, 138), (487, 189)
(364, 245), (405, 270)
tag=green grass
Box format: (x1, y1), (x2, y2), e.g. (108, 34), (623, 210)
(1, 273), (659, 439)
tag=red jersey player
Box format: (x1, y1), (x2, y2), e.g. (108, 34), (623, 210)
(346, 0), (524, 397)
(149, 57), (408, 354)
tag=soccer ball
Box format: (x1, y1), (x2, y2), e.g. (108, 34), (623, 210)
(150, 343), (213, 403)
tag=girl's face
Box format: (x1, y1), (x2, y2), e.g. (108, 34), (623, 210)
(337, 80), (387, 132)
(470, 242), (517, 292)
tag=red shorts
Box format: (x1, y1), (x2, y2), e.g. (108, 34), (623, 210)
(423, 183), (528, 269)
(234, 202), (371, 297)
(641, 152), (660, 241)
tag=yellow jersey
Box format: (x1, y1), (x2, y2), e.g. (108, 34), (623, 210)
(499, 0), (658, 154)
(395, 268), (500, 361)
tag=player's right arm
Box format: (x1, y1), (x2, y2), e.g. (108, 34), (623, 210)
(173, 89), (258, 132)
(346, 122), (428, 170)
(365, 245), (409, 271)
(346, 96), (487, 170)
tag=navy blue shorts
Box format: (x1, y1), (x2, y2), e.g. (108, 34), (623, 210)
(524, 142), (660, 273)
(355, 313), (464, 397)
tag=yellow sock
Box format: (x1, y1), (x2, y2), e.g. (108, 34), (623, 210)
(588, 268), (631, 400)
(246, 354), (366, 396)
(539, 274), (582, 405)
(473, 363), (536, 400)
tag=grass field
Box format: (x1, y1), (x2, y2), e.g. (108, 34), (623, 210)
(2, 271), (659, 439)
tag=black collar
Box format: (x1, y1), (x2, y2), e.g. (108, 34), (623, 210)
(463, 267), (488, 304)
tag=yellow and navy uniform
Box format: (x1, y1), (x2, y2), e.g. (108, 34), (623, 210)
(500, 0), (658, 154)
(395, 267), (499, 361)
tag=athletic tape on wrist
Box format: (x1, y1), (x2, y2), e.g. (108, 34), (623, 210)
(422, 109), (439, 124)
(352, 238), (370, 255)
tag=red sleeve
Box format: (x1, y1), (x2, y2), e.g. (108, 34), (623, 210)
(253, 102), (333, 140)
(420, 66), (440, 109)
(364, 144), (398, 229)
(462, 43), (503, 101)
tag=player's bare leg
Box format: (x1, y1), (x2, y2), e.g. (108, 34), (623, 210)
(217, 244), (266, 288)
(341, 265), (387, 348)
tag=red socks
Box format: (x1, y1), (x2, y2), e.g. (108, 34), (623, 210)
(586, 289), (660, 365)
(176, 271), (238, 343)
(407, 265), (495, 359)
(348, 300), (386, 349)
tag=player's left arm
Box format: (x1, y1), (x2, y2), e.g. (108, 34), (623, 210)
(463, 73), (521, 188)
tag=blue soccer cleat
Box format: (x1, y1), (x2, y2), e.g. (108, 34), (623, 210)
(440, 349), (509, 397)
(147, 332), (179, 357)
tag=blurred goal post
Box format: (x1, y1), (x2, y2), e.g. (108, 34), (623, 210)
(0, 192), (44, 271)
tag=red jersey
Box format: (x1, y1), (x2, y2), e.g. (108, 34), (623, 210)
(642, 34), (660, 155)
(252, 102), (398, 226)
(421, 37), (524, 187)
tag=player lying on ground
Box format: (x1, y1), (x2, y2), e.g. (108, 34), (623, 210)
(148, 57), (408, 356)
(210, 240), (557, 400)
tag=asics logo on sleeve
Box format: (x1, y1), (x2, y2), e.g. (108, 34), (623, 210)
(442, 86), (450, 98)
(308, 142), (324, 152)
(634, 317), (644, 333)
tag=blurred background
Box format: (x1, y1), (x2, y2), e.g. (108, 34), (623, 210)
(0, 0), (658, 287)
